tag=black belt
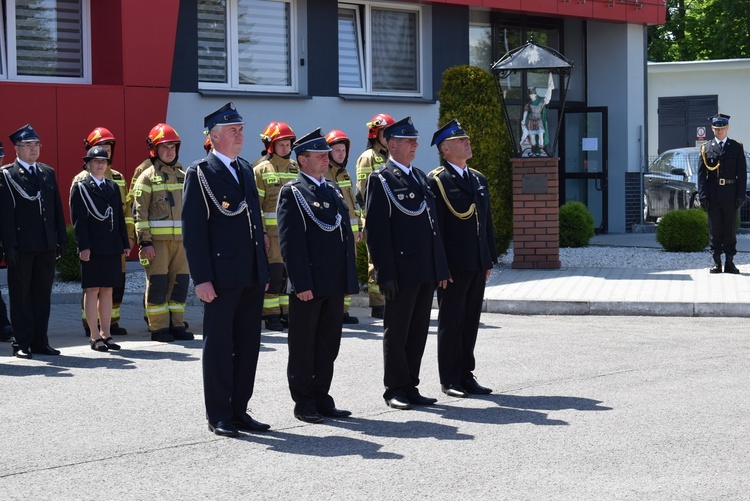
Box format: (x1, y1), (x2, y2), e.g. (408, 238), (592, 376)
(715, 178), (736, 185)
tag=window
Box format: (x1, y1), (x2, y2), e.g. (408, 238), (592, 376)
(198, 0), (296, 92)
(0, 0), (90, 82)
(338, 2), (421, 96)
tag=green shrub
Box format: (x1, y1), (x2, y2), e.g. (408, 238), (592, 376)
(656, 209), (709, 252)
(56, 225), (81, 282)
(559, 201), (595, 247)
(356, 240), (368, 286)
(437, 65), (513, 255)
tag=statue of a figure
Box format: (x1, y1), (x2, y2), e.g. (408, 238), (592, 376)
(521, 72), (555, 156)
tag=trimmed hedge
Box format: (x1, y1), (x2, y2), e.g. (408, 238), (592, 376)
(356, 240), (368, 286)
(437, 65), (513, 255)
(656, 209), (709, 252)
(56, 225), (81, 282)
(559, 201), (595, 247)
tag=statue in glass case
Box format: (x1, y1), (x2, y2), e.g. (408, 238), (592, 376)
(521, 72), (555, 157)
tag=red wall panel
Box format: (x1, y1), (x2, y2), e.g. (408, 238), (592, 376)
(120, 0), (180, 87)
(122, 87), (173, 175)
(481, 0), (521, 10)
(591, 0), (629, 22)
(557, 0), (594, 20)
(520, 0), (559, 15)
(55, 86), (127, 218)
(90, 0), (124, 85)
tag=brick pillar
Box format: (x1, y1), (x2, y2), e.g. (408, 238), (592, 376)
(511, 157), (561, 269)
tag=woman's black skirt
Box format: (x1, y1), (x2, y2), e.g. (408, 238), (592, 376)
(81, 254), (122, 289)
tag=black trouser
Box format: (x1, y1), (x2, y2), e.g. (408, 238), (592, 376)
(436, 269), (486, 385)
(382, 281), (436, 400)
(7, 249), (56, 350)
(708, 198), (738, 257)
(287, 293), (345, 414)
(0, 292), (11, 331)
(202, 285), (264, 424)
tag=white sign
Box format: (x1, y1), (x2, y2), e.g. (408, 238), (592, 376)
(696, 126), (706, 140)
(582, 137), (598, 152)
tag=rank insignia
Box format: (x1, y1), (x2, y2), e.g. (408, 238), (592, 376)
(395, 169), (402, 177)
(222, 201), (230, 209)
(397, 194), (405, 200)
(409, 193), (415, 199)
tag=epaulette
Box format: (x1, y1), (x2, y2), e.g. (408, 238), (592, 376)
(428, 166), (445, 177)
(111, 170), (123, 180)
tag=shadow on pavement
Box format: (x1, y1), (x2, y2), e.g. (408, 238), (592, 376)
(236, 430), (404, 459)
(325, 415), (473, 440)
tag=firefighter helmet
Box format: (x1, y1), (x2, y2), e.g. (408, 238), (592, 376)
(146, 123), (181, 159)
(83, 145), (112, 164)
(366, 113), (395, 139)
(259, 121), (295, 155)
(325, 129), (351, 159)
(84, 127), (116, 159)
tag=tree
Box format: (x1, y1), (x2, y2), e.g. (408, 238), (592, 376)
(437, 66), (514, 255)
(648, 0), (750, 61)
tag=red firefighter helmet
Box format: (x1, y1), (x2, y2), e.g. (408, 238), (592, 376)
(259, 121), (296, 155)
(325, 129), (351, 158)
(366, 113), (395, 139)
(203, 135), (212, 155)
(84, 127), (116, 159)
(146, 123), (181, 159)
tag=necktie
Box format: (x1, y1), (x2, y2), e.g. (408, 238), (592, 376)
(230, 160), (242, 183)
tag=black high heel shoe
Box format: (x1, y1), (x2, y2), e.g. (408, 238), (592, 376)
(90, 338), (109, 352)
(101, 337), (121, 350)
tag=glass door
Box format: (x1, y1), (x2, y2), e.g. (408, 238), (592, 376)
(560, 107), (608, 233)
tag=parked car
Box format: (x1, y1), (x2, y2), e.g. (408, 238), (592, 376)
(643, 147), (750, 226)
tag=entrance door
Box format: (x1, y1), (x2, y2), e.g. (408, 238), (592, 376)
(560, 107), (608, 233)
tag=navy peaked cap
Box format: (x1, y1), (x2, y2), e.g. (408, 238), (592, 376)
(9, 124), (40, 144)
(383, 117), (419, 140)
(431, 119), (469, 147)
(710, 114), (730, 128)
(204, 102), (244, 130)
(293, 128), (332, 156)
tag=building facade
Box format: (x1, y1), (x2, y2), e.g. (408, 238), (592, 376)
(0, 0), (665, 233)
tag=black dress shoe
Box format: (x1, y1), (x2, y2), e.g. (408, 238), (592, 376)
(294, 411), (324, 424)
(406, 392), (438, 406)
(724, 262), (740, 274)
(441, 384), (468, 398)
(710, 263), (722, 274)
(232, 413), (271, 432)
(12, 344), (32, 359)
(384, 395), (412, 410)
(30, 345), (60, 356)
(462, 377), (493, 395)
(208, 421), (239, 437)
(318, 407), (352, 418)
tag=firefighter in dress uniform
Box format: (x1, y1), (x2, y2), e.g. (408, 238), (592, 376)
(253, 122), (299, 331)
(324, 129), (362, 325)
(697, 114), (747, 274)
(427, 119), (497, 398)
(0, 124), (68, 359)
(277, 128), (359, 423)
(355, 113), (395, 319)
(132, 124), (193, 342)
(365, 117), (451, 410)
(72, 127), (136, 337)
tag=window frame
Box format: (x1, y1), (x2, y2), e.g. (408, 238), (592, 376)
(198, 0), (298, 94)
(339, 1), (423, 98)
(1, 0), (92, 83)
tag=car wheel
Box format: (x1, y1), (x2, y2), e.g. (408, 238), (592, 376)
(643, 194), (654, 223)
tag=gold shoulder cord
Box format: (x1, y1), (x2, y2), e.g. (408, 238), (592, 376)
(701, 143), (720, 172)
(432, 168), (480, 235)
